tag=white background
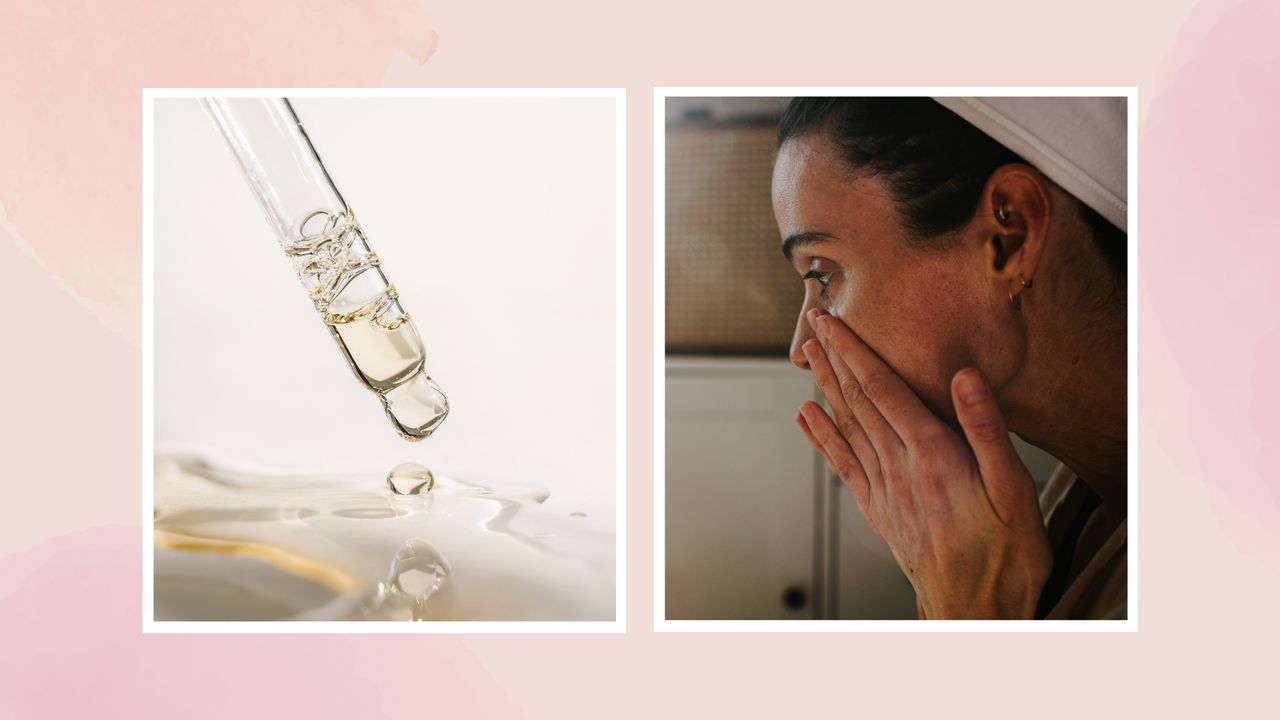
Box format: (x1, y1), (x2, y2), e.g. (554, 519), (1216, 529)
(153, 96), (618, 526)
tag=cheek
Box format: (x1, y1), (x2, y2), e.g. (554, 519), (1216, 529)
(830, 268), (976, 419)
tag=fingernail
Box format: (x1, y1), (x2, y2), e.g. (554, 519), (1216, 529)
(802, 339), (820, 361)
(813, 315), (830, 342)
(958, 368), (989, 405)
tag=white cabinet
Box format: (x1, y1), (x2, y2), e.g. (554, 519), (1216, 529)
(665, 358), (821, 619)
(666, 357), (915, 620)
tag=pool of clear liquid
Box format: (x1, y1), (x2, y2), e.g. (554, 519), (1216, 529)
(152, 453), (614, 621)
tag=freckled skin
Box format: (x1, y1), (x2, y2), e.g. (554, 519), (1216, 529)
(772, 135), (1015, 426)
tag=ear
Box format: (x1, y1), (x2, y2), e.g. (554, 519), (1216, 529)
(975, 164), (1052, 288)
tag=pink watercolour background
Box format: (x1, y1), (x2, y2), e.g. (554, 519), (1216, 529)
(1, 0), (1277, 716)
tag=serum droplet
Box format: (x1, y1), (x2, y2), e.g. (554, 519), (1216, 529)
(387, 462), (435, 495)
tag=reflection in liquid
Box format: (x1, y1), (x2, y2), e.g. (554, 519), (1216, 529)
(366, 540), (451, 621)
(159, 507), (319, 525)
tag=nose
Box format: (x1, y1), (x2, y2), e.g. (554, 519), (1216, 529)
(789, 306), (819, 370)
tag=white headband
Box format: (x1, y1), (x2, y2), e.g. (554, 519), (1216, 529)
(933, 97), (1128, 233)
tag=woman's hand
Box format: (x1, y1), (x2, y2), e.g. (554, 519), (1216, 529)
(795, 309), (1052, 619)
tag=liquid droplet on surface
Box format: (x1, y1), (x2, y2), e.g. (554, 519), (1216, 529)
(387, 462), (435, 495)
(570, 512), (587, 519)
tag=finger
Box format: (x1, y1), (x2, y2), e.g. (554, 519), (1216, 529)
(807, 311), (900, 456)
(802, 338), (882, 476)
(794, 408), (834, 470)
(950, 367), (1039, 520)
(811, 310), (938, 442)
(799, 401), (872, 515)
(801, 338), (860, 445)
(796, 395), (880, 519)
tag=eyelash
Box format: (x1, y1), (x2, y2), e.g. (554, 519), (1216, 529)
(802, 269), (833, 300)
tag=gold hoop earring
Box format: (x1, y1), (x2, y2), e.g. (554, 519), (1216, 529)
(1008, 273), (1033, 309)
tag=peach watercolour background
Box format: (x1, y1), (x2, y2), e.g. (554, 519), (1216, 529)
(0, 0), (1276, 716)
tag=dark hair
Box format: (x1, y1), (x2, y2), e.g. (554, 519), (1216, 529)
(777, 97), (1126, 288)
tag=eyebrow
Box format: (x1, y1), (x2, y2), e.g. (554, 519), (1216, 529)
(781, 231), (837, 262)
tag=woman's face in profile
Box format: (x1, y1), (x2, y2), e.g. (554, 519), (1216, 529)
(772, 134), (1002, 421)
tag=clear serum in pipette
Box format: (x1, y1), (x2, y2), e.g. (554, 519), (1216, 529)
(288, 209), (448, 440)
(202, 98), (449, 441)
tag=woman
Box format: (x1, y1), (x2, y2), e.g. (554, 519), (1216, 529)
(775, 97), (1127, 620)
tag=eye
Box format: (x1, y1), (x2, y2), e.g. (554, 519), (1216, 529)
(802, 269), (833, 299)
